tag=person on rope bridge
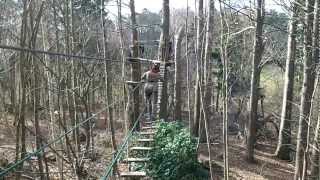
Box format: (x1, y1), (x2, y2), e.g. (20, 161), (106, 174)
(141, 62), (161, 120)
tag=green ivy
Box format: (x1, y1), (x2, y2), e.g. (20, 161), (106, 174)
(147, 121), (209, 180)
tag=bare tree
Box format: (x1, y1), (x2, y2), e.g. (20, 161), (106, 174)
(219, 0), (230, 178)
(15, 1), (28, 178)
(101, 0), (117, 153)
(193, 0), (204, 137)
(274, 1), (298, 160)
(29, 1), (45, 179)
(174, 27), (185, 121)
(129, 0), (141, 129)
(311, 75), (320, 179)
(309, 1), (320, 177)
(157, 0), (170, 119)
(294, 0), (317, 178)
(247, 0), (265, 162)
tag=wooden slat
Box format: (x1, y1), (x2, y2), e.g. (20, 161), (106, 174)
(120, 171), (147, 177)
(144, 121), (157, 124)
(126, 81), (141, 86)
(130, 147), (153, 151)
(122, 158), (149, 163)
(139, 131), (156, 135)
(137, 139), (154, 142)
(141, 126), (157, 130)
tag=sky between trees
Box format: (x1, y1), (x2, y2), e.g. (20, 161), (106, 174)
(124, 0), (290, 12)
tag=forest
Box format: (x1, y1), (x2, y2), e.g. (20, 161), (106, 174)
(0, 0), (319, 179)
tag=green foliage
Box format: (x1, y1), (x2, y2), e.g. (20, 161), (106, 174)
(147, 122), (208, 180)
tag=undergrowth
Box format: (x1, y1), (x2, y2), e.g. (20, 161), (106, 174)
(147, 121), (209, 180)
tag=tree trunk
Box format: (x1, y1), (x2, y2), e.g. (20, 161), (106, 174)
(303, 0), (320, 178)
(69, 0), (81, 157)
(310, 75), (320, 179)
(101, 0), (117, 154)
(15, 2), (28, 179)
(199, 0), (214, 143)
(247, 0), (265, 163)
(29, 2), (45, 178)
(174, 27), (185, 121)
(52, 1), (64, 178)
(157, 0), (170, 119)
(193, 0), (204, 137)
(274, 1), (298, 160)
(129, 0), (141, 130)
(294, 0), (317, 178)
(185, 1), (192, 130)
(219, 0), (231, 178)
(116, 0), (127, 131)
(310, 1), (320, 175)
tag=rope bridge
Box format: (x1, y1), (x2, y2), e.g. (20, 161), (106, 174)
(0, 43), (170, 179)
(100, 62), (167, 180)
(0, 44), (173, 180)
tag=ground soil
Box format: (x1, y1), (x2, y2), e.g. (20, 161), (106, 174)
(198, 137), (295, 180)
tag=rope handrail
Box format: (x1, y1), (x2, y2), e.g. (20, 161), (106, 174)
(100, 106), (147, 180)
(0, 82), (144, 177)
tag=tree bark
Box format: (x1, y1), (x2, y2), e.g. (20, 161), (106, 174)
(101, 0), (117, 153)
(294, 0), (317, 178)
(274, 1), (298, 160)
(174, 27), (185, 121)
(29, 1), (45, 178)
(199, 0), (215, 143)
(129, 0), (141, 130)
(310, 0), (320, 173)
(247, 0), (265, 163)
(193, 0), (204, 137)
(15, 1), (28, 179)
(157, 0), (170, 119)
(310, 75), (320, 179)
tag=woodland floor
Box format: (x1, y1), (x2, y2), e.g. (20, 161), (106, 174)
(0, 113), (127, 179)
(0, 113), (295, 180)
(198, 137), (295, 180)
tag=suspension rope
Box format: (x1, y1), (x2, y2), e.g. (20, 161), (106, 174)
(0, 44), (121, 63)
(0, 82), (144, 178)
(0, 44), (168, 64)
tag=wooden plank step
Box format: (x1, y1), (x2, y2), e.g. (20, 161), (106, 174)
(123, 158), (149, 163)
(139, 131), (156, 135)
(144, 121), (157, 124)
(120, 171), (146, 177)
(126, 80), (140, 84)
(141, 126), (157, 130)
(137, 138), (154, 142)
(130, 147), (153, 151)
